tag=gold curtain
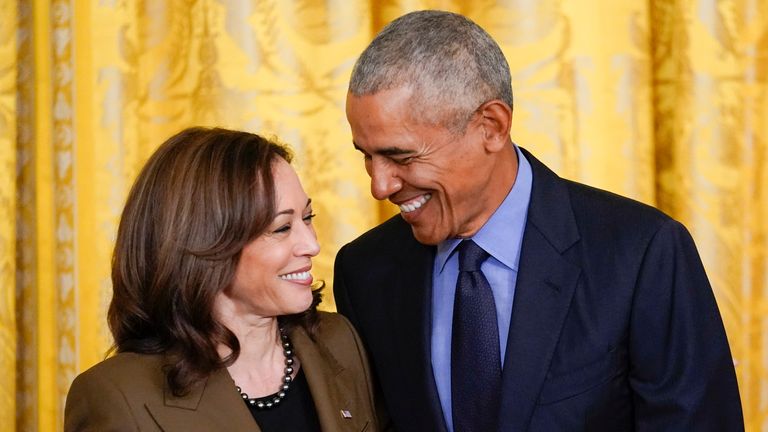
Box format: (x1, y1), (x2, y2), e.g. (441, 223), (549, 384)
(1, 0), (766, 430)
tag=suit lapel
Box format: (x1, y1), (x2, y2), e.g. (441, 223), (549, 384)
(292, 325), (370, 431)
(497, 149), (582, 431)
(405, 237), (448, 431)
(145, 366), (258, 431)
(390, 225), (448, 431)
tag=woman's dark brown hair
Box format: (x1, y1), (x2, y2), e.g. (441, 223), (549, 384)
(108, 127), (321, 396)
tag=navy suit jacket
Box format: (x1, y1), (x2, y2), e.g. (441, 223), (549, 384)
(333, 148), (743, 431)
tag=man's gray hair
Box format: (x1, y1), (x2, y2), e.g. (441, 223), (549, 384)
(349, 10), (513, 132)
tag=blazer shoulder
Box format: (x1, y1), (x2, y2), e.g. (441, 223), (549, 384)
(70, 352), (165, 392)
(65, 353), (165, 431)
(67, 352), (166, 403)
(343, 215), (412, 251)
(314, 312), (363, 350)
(523, 147), (673, 247)
(338, 215), (431, 274)
(567, 179), (667, 218)
(563, 178), (673, 239)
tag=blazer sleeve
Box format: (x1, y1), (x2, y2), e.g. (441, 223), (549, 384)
(64, 367), (141, 432)
(628, 219), (743, 430)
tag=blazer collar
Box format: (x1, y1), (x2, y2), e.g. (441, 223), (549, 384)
(146, 363), (257, 431)
(497, 148), (582, 431)
(387, 220), (448, 431)
(290, 324), (371, 431)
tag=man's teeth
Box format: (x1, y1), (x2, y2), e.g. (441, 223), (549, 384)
(279, 271), (311, 280)
(399, 194), (432, 213)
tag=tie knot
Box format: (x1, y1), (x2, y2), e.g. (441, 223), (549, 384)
(458, 240), (489, 272)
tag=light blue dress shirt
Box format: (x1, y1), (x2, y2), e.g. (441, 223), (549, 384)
(431, 145), (532, 432)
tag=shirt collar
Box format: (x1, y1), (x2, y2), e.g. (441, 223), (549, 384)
(435, 144), (533, 272)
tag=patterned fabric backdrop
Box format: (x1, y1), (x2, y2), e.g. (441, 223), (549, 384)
(1, 0), (766, 430)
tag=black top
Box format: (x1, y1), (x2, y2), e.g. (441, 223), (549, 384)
(244, 369), (321, 431)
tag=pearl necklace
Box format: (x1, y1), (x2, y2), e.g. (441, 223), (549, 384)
(236, 329), (295, 410)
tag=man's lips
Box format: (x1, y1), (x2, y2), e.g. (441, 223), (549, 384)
(397, 193), (432, 213)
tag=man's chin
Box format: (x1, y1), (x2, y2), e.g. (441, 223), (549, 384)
(409, 225), (445, 246)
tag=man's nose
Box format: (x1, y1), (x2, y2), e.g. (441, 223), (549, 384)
(369, 161), (402, 200)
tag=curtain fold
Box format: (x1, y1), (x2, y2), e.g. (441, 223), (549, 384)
(1, 0), (18, 430)
(2, 1), (766, 430)
(651, 3), (768, 429)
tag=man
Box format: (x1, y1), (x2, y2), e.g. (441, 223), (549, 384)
(333, 10), (743, 432)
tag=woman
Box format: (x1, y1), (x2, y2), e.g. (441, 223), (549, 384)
(65, 127), (387, 431)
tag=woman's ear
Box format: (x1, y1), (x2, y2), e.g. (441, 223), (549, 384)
(476, 99), (512, 152)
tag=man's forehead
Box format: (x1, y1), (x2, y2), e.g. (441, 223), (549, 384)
(347, 87), (415, 111)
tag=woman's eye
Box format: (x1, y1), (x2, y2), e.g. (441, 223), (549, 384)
(303, 213), (317, 224)
(273, 224), (290, 233)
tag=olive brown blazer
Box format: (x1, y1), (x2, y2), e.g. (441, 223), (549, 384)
(64, 312), (386, 431)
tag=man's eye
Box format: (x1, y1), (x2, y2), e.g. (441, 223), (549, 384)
(394, 157), (413, 165)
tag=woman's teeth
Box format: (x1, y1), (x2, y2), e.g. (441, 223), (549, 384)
(279, 271), (310, 280)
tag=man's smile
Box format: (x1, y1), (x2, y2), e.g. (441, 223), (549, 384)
(398, 193), (432, 213)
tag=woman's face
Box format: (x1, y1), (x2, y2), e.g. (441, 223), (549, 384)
(219, 158), (320, 319)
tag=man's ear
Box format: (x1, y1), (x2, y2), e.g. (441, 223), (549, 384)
(476, 100), (512, 152)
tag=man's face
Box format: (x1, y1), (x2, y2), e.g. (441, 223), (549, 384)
(346, 87), (497, 245)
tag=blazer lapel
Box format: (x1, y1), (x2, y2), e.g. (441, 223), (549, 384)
(145, 366), (258, 431)
(393, 229), (449, 431)
(497, 149), (582, 431)
(376, 221), (447, 431)
(292, 325), (369, 431)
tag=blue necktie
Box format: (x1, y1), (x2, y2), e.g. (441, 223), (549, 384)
(451, 240), (502, 432)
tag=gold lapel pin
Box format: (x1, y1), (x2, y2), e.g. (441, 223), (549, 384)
(340, 409), (352, 419)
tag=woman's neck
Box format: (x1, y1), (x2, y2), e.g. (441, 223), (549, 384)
(214, 296), (292, 398)
(224, 319), (293, 399)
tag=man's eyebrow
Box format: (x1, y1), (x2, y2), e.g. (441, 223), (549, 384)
(353, 142), (415, 156)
